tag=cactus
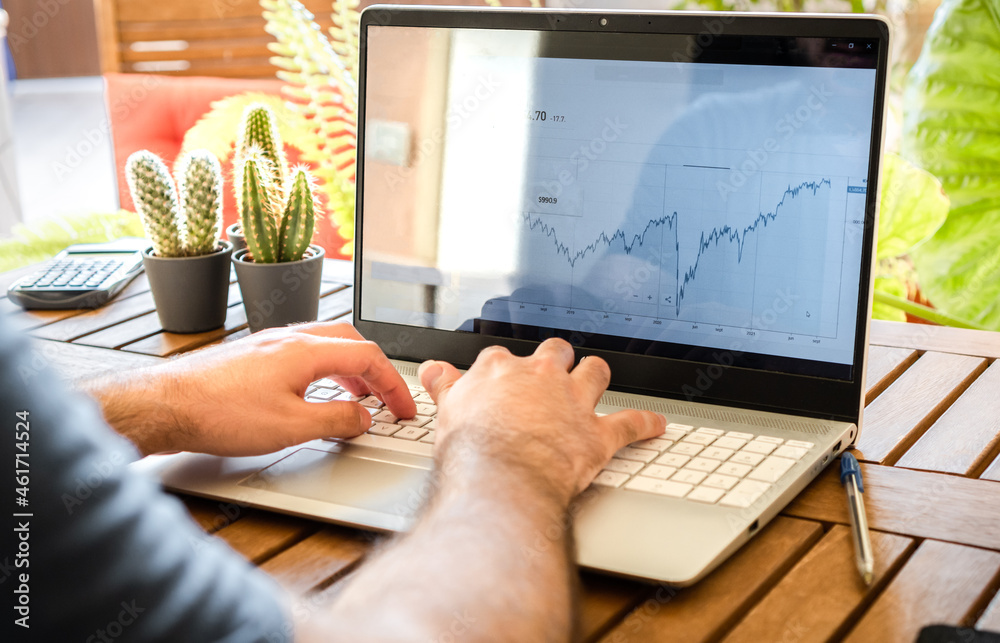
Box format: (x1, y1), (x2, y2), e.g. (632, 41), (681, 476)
(235, 103), (320, 263)
(125, 151), (185, 258)
(125, 149), (225, 258)
(236, 104), (287, 211)
(176, 151), (224, 256)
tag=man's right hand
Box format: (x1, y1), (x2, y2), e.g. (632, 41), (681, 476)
(418, 338), (665, 504)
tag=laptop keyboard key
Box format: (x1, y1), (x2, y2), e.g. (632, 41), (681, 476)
(631, 437), (674, 452)
(359, 395), (384, 408)
(681, 432), (716, 446)
(655, 453), (690, 468)
(368, 422), (400, 437)
(742, 440), (777, 455)
(592, 471), (630, 488)
(394, 427), (428, 441)
(615, 447), (658, 463)
(685, 457), (720, 473)
(670, 442), (704, 456)
(702, 473), (739, 490)
(604, 458), (644, 475)
(687, 486), (725, 504)
(729, 451), (766, 466)
(747, 456), (796, 483)
(717, 462), (752, 478)
(713, 436), (748, 450)
(625, 476), (693, 498)
(398, 416), (431, 428)
(640, 464), (677, 480)
(773, 445), (808, 460)
(671, 469), (707, 485)
(700, 447), (735, 461)
(719, 480), (772, 508)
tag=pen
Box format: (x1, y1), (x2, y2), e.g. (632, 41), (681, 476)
(840, 451), (874, 585)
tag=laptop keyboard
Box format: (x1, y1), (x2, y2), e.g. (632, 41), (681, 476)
(307, 380), (815, 508)
(308, 380), (438, 445)
(594, 424), (814, 508)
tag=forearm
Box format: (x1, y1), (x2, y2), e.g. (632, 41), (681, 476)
(302, 435), (578, 642)
(77, 368), (191, 456)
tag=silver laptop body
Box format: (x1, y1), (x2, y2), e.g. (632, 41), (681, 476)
(137, 6), (890, 585)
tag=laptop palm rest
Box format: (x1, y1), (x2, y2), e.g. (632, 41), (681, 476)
(239, 447), (433, 520)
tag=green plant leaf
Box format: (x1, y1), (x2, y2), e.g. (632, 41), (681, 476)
(872, 275), (907, 322)
(876, 153), (949, 261)
(0, 211), (145, 272)
(902, 0), (1000, 330)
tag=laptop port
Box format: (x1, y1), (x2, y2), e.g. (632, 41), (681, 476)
(748, 520), (759, 535)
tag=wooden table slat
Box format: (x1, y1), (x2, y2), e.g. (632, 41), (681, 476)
(720, 525), (914, 643)
(783, 462), (1000, 550)
(844, 540), (1000, 643)
(257, 526), (373, 595)
(977, 590), (1000, 632)
(29, 289), (157, 341)
(864, 345), (919, 406)
(870, 319), (1000, 359)
(34, 339), (162, 382)
(983, 455), (1000, 483)
(74, 310), (164, 349)
(578, 572), (655, 643)
(178, 495), (253, 534)
(855, 351), (988, 465)
(214, 511), (318, 565)
(598, 517), (822, 643)
(896, 361), (1000, 477)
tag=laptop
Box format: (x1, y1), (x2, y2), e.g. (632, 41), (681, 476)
(137, 6), (890, 585)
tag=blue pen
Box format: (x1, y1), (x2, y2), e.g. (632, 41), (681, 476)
(840, 451), (874, 585)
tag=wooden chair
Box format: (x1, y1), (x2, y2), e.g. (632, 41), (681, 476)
(92, 0), (533, 79)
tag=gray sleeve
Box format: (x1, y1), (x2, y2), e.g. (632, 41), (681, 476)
(0, 316), (293, 642)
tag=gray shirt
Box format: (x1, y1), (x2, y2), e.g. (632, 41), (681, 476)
(0, 315), (291, 642)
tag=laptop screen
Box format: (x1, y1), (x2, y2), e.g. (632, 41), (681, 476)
(358, 12), (883, 386)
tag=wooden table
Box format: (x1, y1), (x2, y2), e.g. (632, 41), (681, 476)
(5, 258), (1000, 642)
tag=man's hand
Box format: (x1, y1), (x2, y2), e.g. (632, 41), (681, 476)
(81, 322), (416, 456)
(418, 338), (665, 503)
(301, 339), (666, 643)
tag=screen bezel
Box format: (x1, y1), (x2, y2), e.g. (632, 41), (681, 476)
(354, 6), (890, 425)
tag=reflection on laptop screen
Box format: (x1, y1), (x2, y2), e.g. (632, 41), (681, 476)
(360, 25), (879, 381)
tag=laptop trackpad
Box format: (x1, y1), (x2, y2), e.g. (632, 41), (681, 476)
(239, 447), (434, 518)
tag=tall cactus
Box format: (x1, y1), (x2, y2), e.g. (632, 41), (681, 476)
(125, 149), (225, 258)
(239, 148), (283, 264)
(126, 151), (185, 258)
(280, 167), (317, 262)
(176, 151), (223, 256)
(236, 104), (287, 189)
(235, 103), (320, 263)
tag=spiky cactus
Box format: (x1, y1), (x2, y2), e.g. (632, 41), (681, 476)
(235, 103), (319, 263)
(126, 151), (185, 258)
(176, 151), (224, 256)
(236, 104), (287, 211)
(125, 149), (224, 258)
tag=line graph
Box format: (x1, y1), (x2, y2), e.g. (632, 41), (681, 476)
(523, 179), (832, 318)
(514, 165), (846, 336)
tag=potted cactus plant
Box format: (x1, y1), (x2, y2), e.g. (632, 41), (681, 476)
(126, 149), (234, 333)
(231, 104), (325, 333)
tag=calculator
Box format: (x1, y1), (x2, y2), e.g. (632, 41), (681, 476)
(7, 239), (150, 310)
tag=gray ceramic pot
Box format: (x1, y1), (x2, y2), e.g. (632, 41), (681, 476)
(142, 241), (233, 333)
(233, 244), (325, 333)
(225, 223), (246, 254)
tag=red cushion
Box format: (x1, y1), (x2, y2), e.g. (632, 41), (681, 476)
(104, 73), (349, 259)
